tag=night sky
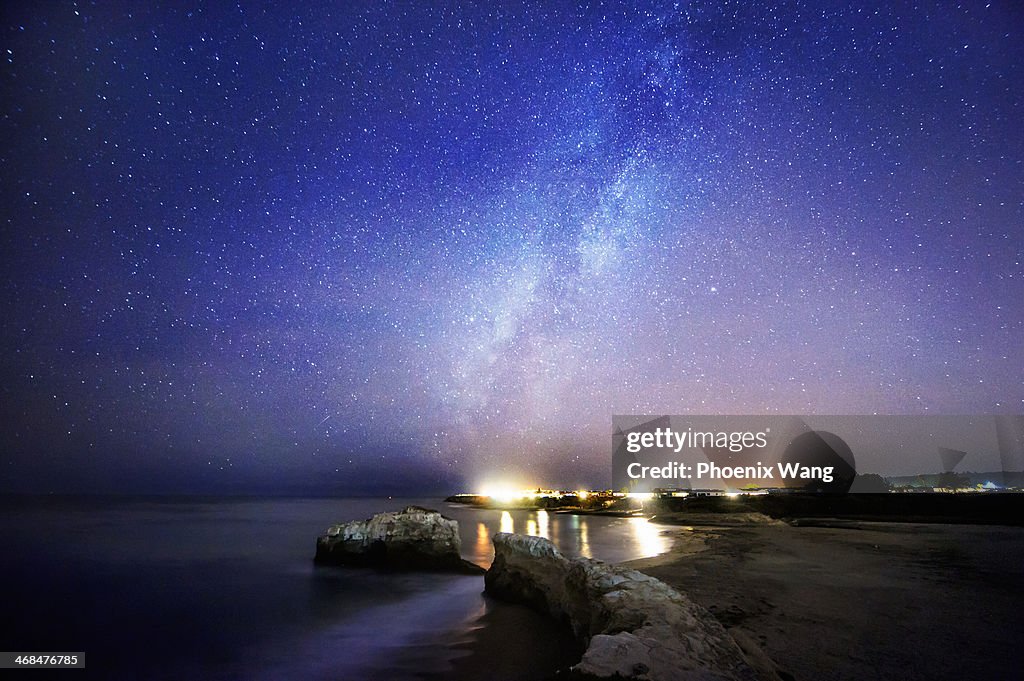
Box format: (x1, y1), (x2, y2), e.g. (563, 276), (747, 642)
(2, 2), (1022, 494)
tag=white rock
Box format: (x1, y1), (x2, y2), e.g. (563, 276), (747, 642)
(485, 533), (760, 680)
(315, 506), (482, 573)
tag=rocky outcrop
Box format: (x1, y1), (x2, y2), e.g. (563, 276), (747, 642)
(486, 533), (760, 680)
(315, 506), (483, 573)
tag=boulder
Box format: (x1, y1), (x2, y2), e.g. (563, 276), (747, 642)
(315, 506), (483, 573)
(486, 533), (761, 680)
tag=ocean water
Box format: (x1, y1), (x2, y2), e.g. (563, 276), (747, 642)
(0, 496), (671, 680)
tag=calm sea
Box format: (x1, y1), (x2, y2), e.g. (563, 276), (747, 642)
(0, 496), (671, 680)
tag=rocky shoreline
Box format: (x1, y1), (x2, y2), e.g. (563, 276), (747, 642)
(485, 532), (773, 681)
(316, 504), (1024, 680)
(315, 506), (783, 680)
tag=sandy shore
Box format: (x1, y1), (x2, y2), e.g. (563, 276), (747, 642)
(427, 597), (581, 681)
(626, 519), (1024, 681)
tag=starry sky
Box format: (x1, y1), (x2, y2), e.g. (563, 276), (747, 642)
(2, 1), (1022, 494)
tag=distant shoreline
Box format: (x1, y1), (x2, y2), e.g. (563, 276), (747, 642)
(670, 492), (1024, 526)
(446, 491), (1024, 527)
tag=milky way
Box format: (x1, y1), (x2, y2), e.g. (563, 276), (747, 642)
(2, 2), (1022, 493)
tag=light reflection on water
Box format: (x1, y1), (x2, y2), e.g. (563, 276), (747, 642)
(449, 505), (671, 567)
(626, 516), (670, 558)
(475, 522), (490, 562)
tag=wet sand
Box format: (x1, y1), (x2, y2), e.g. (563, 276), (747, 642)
(626, 520), (1024, 681)
(429, 596), (582, 681)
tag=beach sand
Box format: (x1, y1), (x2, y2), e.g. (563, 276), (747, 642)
(625, 519), (1024, 681)
(429, 597), (582, 681)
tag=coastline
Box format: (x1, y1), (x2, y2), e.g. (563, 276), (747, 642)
(445, 508), (1024, 680)
(430, 511), (680, 681)
(437, 514), (685, 681)
(11, 495), (1022, 679)
(623, 520), (1024, 680)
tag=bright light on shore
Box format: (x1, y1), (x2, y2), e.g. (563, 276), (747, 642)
(626, 492), (653, 500)
(481, 485), (517, 503)
(480, 484), (537, 503)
